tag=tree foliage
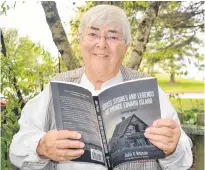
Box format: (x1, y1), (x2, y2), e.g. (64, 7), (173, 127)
(1, 29), (58, 169)
(68, 1), (204, 82)
(141, 1), (204, 81)
(41, 1), (204, 82)
(0, 1), (15, 15)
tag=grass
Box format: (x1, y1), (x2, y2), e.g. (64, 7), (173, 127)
(155, 74), (204, 93)
(170, 98), (204, 125)
(169, 98), (204, 111)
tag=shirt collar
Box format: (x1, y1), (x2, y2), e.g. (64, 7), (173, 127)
(80, 71), (123, 95)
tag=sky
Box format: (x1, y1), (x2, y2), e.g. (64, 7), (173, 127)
(0, 1), (204, 80)
(0, 1), (85, 57)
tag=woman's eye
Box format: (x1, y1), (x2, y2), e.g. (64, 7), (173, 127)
(88, 33), (97, 37)
(110, 36), (119, 40)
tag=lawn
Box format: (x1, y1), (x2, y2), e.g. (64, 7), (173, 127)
(155, 74), (204, 93)
(169, 98), (204, 111)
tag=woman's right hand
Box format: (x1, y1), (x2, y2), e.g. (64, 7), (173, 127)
(36, 130), (85, 161)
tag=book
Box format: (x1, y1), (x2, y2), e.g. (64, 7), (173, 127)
(50, 77), (165, 170)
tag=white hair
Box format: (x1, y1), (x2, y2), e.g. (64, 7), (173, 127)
(79, 5), (132, 45)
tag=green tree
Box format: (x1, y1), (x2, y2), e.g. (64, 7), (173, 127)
(141, 1), (204, 82)
(1, 28), (57, 169)
(41, 1), (204, 81)
(70, 1), (204, 83)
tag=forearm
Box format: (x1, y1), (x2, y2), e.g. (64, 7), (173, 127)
(9, 85), (51, 169)
(158, 87), (193, 169)
(9, 152), (49, 170)
(9, 130), (49, 170)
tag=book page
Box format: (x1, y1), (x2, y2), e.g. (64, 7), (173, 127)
(98, 78), (165, 168)
(50, 82), (105, 166)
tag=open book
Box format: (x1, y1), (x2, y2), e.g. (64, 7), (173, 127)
(50, 77), (165, 170)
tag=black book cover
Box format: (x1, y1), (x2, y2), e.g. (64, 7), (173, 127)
(50, 82), (105, 166)
(50, 77), (165, 169)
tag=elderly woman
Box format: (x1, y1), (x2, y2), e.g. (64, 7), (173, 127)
(10, 5), (192, 170)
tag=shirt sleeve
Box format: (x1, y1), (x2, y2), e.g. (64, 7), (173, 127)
(9, 84), (51, 170)
(157, 87), (193, 170)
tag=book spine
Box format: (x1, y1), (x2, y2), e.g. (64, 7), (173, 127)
(93, 96), (112, 170)
(50, 82), (64, 130)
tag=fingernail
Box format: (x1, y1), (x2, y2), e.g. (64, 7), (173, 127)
(80, 142), (85, 148)
(77, 133), (81, 139)
(153, 121), (158, 127)
(80, 150), (84, 154)
(145, 128), (150, 133)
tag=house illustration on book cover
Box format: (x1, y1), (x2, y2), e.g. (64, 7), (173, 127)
(108, 114), (165, 166)
(109, 114), (151, 153)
